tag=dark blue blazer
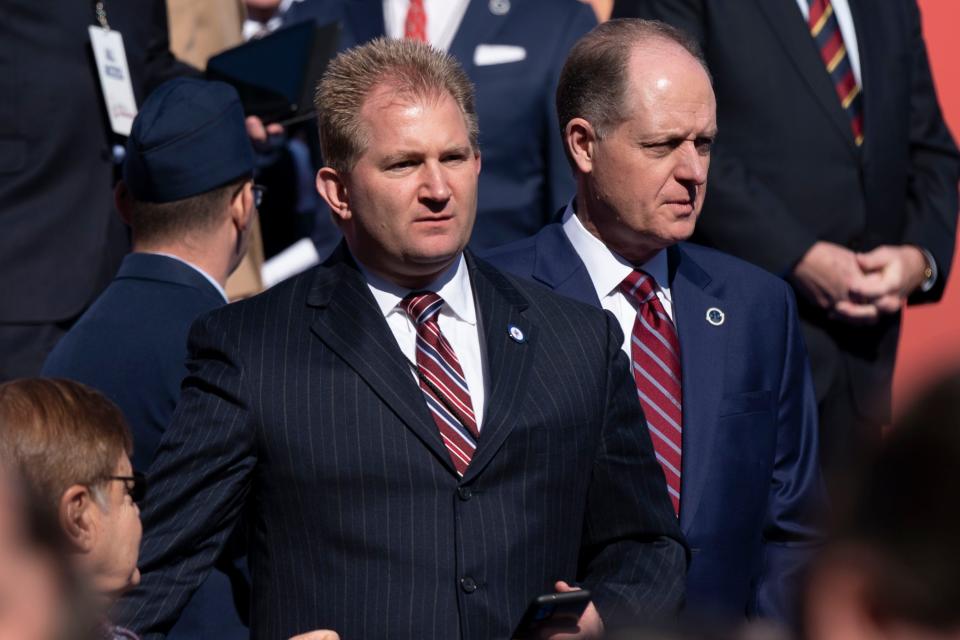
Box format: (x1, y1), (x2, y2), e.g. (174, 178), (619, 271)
(340, 0), (596, 249)
(115, 247), (687, 639)
(42, 253), (249, 640)
(484, 224), (824, 624)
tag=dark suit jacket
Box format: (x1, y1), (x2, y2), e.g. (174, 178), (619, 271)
(0, 1), (191, 324)
(340, 0), (596, 249)
(115, 247), (687, 639)
(484, 225), (824, 624)
(614, 0), (960, 425)
(42, 253), (249, 640)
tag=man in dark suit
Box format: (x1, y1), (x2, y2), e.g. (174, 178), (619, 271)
(0, 0), (192, 382)
(116, 38), (686, 639)
(338, 0), (597, 249)
(44, 78), (258, 640)
(613, 0), (960, 479)
(485, 20), (822, 625)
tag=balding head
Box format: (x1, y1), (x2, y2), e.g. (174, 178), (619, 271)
(556, 18), (710, 148)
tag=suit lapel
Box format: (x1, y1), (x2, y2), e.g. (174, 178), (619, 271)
(448, 0), (510, 73)
(530, 224), (601, 307)
(670, 245), (726, 532)
(753, 0), (859, 154)
(306, 249), (458, 476)
(462, 253), (537, 483)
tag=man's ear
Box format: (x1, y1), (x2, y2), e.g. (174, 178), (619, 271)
(59, 484), (98, 553)
(230, 180), (254, 232)
(565, 117), (598, 175)
(316, 167), (350, 223)
(114, 181), (133, 227)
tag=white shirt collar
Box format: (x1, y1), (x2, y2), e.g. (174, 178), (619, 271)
(560, 202), (671, 300)
(359, 254), (476, 325)
(150, 252), (229, 303)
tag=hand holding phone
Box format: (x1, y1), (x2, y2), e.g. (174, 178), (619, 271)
(512, 587), (592, 639)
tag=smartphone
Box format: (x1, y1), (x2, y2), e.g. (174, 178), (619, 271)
(511, 589), (592, 639)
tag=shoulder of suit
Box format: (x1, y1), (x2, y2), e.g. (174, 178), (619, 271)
(679, 241), (793, 297)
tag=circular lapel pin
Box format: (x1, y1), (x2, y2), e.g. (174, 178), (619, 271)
(489, 0), (510, 16)
(508, 324), (525, 343)
(706, 307), (725, 326)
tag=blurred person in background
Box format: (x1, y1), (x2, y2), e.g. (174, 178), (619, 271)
(804, 372), (960, 640)
(614, 0), (960, 490)
(42, 77), (257, 640)
(0, 379), (143, 639)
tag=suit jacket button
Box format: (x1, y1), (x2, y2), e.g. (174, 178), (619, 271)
(460, 577), (478, 593)
(458, 486), (473, 501)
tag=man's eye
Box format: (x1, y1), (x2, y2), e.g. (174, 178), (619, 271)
(388, 160), (416, 170)
(695, 139), (714, 154)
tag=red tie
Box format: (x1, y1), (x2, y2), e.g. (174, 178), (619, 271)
(620, 270), (683, 515)
(404, 0), (428, 42)
(401, 291), (478, 476)
(808, 0), (864, 145)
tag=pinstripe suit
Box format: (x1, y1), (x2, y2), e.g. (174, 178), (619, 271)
(115, 246), (686, 639)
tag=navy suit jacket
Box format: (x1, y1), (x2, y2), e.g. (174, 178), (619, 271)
(42, 254), (249, 640)
(115, 246), (687, 639)
(340, 0), (596, 249)
(484, 224), (824, 624)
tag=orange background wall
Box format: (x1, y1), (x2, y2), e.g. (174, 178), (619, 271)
(894, 0), (960, 414)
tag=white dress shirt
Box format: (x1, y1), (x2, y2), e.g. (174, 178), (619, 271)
(152, 252), (229, 303)
(361, 254), (488, 429)
(383, 0), (471, 52)
(242, 0), (304, 40)
(561, 204), (673, 358)
(794, 0), (862, 85)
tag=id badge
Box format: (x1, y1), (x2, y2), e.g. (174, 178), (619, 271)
(88, 25), (138, 136)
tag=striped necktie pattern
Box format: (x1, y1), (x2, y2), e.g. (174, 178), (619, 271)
(808, 0), (864, 145)
(401, 291), (478, 476)
(620, 270), (683, 515)
(404, 0), (428, 42)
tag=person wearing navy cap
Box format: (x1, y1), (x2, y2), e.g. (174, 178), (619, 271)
(43, 77), (257, 640)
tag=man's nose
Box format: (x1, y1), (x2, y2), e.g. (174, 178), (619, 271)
(674, 142), (708, 185)
(419, 162), (451, 203)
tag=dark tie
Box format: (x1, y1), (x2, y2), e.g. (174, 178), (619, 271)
(620, 270), (682, 515)
(404, 0), (427, 42)
(401, 291), (478, 476)
(808, 0), (864, 145)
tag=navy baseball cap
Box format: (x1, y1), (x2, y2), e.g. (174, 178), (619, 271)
(123, 78), (255, 203)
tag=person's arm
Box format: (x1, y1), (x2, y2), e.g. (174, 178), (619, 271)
(752, 283), (826, 625)
(578, 312), (688, 625)
(897, 0), (958, 304)
(112, 310), (256, 637)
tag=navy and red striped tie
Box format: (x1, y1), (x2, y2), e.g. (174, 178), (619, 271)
(402, 291), (478, 476)
(620, 270), (683, 515)
(808, 0), (864, 145)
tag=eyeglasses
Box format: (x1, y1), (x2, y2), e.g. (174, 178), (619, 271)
(252, 184), (267, 208)
(108, 471), (147, 505)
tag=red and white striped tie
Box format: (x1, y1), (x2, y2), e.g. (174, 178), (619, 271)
(620, 270), (683, 515)
(401, 291), (478, 476)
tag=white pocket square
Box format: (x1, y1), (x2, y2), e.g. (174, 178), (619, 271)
(473, 44), (527, 66)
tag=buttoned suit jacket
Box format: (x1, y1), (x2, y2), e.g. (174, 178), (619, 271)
(42, 253), (249, 640)
(484, 225), (824, 624)
(339, 0), (596, 249)
(612, 0), (960, 429)
(114, 246), (687, 639)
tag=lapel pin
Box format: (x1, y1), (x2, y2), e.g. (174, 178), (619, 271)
(489, 0), (510, 16)
(508, 324), (525, 343)
(706, 307), (725, 327)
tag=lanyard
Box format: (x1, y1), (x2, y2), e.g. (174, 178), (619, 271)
(95, 0), (110, 29)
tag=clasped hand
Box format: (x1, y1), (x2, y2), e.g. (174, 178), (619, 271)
(791, 241), (928, 324)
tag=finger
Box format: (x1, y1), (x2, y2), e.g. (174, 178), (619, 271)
(554, 580), (580, 593)
(874, 294), (904, 315)
(245, 115), (268, 143)
(848, 272), (893, 302)
(856, 246), (894, 273)
(266, 122), (285, 136)
(832, 301), (879, 325)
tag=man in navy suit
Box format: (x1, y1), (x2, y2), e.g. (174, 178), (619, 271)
(485, 20), (823, 626)
(116, 38), (685, 639)
(43, 78), (258, 640)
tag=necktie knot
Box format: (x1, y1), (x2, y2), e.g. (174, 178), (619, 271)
(619, 270), (659, 307)
(401, 291), (444, 325)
